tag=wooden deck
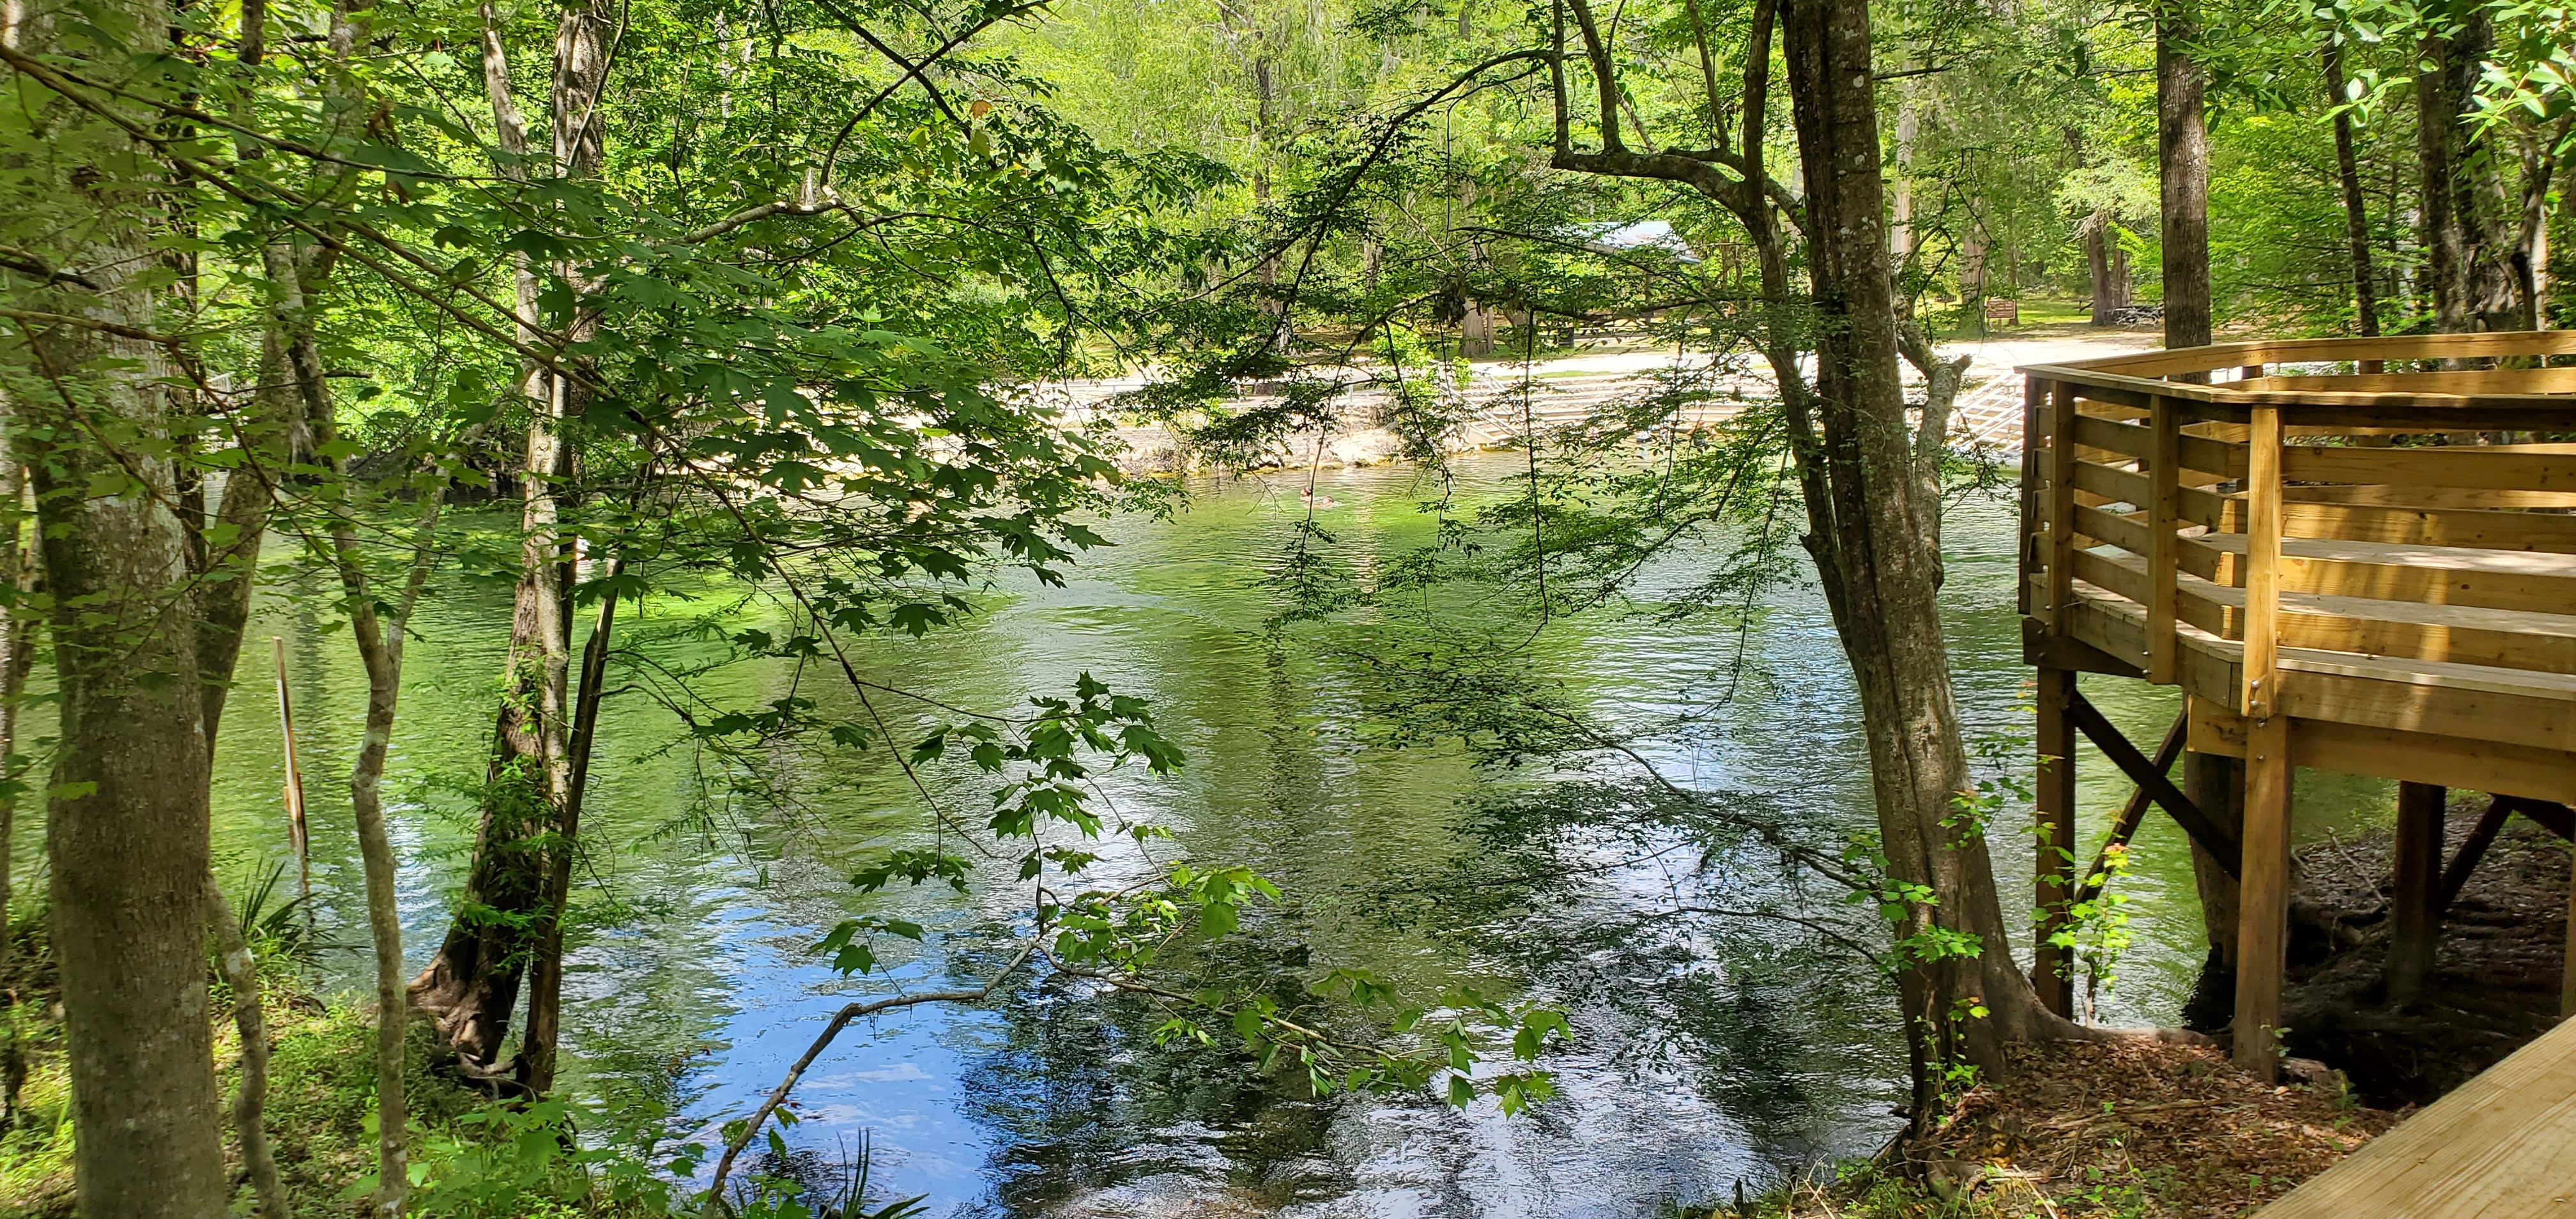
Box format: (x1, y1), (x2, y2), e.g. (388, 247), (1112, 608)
(2258, 1009), (2576, 1216)
(2017, 330), (2576, 1079)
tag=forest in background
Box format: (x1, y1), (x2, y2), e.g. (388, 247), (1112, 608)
(0, 0), (2571, 1208)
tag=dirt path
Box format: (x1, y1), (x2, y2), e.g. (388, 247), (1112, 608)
(1066, 321), (2166, 472)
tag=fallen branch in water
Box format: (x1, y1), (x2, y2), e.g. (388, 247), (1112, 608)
(702, 940), (1039, 1203)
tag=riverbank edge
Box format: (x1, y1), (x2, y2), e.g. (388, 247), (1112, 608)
(1698, 1037), (2395, 1219)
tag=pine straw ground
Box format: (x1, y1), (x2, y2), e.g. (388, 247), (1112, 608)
(1742, 1037), (2400, 1219)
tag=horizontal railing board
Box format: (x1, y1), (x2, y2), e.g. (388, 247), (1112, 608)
(2213, 496), (2576, 553)
(2243, 368), (2576, 395)
(2188, 531), (2576, 616)
(2087, 548), (2576, 674)
(2281, 445), (2576, 492)
(2031, 330), (2576, 379)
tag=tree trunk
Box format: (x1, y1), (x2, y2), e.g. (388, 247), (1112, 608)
(2418, 15), (2521, 335)
(1780, 0), (2067, 1120)
(410, 0), (603, 1074)
(210, 882), (291, 1219)
(2157, 0), (2211, 352)
(2089, 224), (2113, 323)
(519, 565), (620, 1096)
(0, 457), (27, 1128)
(8, 3), (227, 1208)
(2322, 42), (2379, 338)
(290, 282), (438, 1216)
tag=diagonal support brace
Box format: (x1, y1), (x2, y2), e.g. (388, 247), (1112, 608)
(2066, 691), (2240, 878)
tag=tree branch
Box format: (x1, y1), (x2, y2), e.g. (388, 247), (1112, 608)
(703, 940), (1039, 1200)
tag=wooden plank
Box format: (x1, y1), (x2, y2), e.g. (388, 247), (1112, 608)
(2186, 704), (2576, 806)
(2271, 656), (2576, 756)
(2069, 412), (2154, 461)
(2036, 328), (2576, 379)
(2214, 494), (2576, 553)
(2047, 382), (2078, 631)
(2281, 445), (2576, 493)
(2386, 782), (2444, 1003)
(2502, 796), (2575, 842)
(2074, 411), (2248, 479)
(2062, 582), (2242, 698)
(2021, 615), (2149, 678)
(2067, 691), (2239, 875)
(2071, 548), (2150, 605)
(2234, 712), (2292, 1080)
(2034, 667), (2078, 1018)
(2241, 367), (2576, 394)
(2074, 504), (2150, 555)
(2288, 484), (2576, 511)
(2267, 402), (2576, 433)
(2187, 531), (2576, 618)
(2149, 397), (2181, 684)
(2076, 713), (2189, 898)
(2071, 458), (2150, 509)
(2244, 406), (2284, 719)
(2441, 797), (2513, 914)
(2152, 564), (2576, 675)
(2018, 378), (2044, 617)
(2258, 986), (2576, 1218)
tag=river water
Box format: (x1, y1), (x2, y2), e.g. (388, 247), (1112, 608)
(179, 455), (2395, 1217)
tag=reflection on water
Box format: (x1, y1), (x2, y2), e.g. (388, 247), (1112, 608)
(151, 456), (2396, 1216)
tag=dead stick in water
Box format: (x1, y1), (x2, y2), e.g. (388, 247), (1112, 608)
(703, 940), (1038, 1204)
(273, 636), (310, 902)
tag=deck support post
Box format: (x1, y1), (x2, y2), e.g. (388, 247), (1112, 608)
(2563, 852), (2576, 1018)
(2234, 714), (2294, 1080)
(2033, 666), (2079, 1017)
(2386, 782), (2445, 1004)
(2233, 402), (2289, 1081)
(2184, 744), (2243, 969)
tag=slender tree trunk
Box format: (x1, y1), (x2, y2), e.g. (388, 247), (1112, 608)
(2322, 42), (2379, 337)
(210, 882), (291, 1218)
(1781, 0), (2071, 1121)
(0, 459), (28, 1130)
(411, 0), (602, 1073)
(2089, 225), (2113, 323)
(277, 284), (437, 1216)
(520, 561), (620, 1095)
(2157, 0), (2212, 352)
(6, 3), (227, 1208)
(2420, 30), (2470, 333)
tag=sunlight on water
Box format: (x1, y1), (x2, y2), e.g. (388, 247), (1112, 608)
(153, 454), (2394, 1217)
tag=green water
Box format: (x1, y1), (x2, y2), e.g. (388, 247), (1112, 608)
(154, 456), (2395, 1216)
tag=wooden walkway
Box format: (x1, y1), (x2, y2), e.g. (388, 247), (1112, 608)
(2260, 1012), (2576, 1216)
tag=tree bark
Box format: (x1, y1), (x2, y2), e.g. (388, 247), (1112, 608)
(410, 0), (604, 1074)
(2322, 41), (2379, 338)
(519, 562), (620, 1096)
(1780, 0), (2068, 1116)
(7, 3), (227, 1208)
(2089, 225), (2114, 323)
(210, 882), (291, 1219)
(2156, 0), (2211, 353)
(293, 312), (439, 1219)
(2417, 15), (2520, 334)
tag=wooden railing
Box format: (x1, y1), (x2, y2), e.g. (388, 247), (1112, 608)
(2018, 331), (2576, 733)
